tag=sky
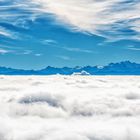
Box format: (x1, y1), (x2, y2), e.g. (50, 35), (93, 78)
(0, 0), (140, 69)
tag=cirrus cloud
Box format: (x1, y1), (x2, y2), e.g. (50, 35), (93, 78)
(30, 0), (140, 41)
(0, 0), (140, 41)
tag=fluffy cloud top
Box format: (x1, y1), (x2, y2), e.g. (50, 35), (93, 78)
(0, 76), (140, 140)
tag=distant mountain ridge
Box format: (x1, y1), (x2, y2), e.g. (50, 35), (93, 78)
(0, 61), (140, 75)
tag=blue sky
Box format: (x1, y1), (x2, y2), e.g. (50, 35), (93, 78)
(0, 0), (140, 69)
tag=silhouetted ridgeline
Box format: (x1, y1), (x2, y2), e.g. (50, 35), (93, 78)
(0, 61), (140, 75)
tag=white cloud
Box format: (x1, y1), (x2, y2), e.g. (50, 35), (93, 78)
(0, 76), (140, 139)
(128, 47), (140, 51)
(0, 48), (9, 54)
(1, 0), (140, 41)
(56, 55), (71, 60)
(42, 39), (57, 45)
(63, 47), (94, 53)
(0, 26), (19, 39)
(23, 50), (33, 55)
(0, 31), (11, 38)
(35, 53), (42, 56)
(30, 0), (140, 40)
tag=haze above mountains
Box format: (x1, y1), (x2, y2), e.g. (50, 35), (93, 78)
(0, 61), (140, 75)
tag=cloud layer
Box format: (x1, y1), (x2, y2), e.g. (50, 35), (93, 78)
(0, 76), (140, 139)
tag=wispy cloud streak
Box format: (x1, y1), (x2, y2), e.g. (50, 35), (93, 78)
(0, 0), (140, 41)
(62, 47), (94, 54)
(0, 48), (9, 54)
(56, 55), (71, 60)
(30, 0), (140, 41)
(0, 26), (19, 39)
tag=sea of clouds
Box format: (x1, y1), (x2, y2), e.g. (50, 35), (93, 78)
(0, 75), (140, 140)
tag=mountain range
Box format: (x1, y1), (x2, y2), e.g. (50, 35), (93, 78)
(0, 61), (140, 75)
